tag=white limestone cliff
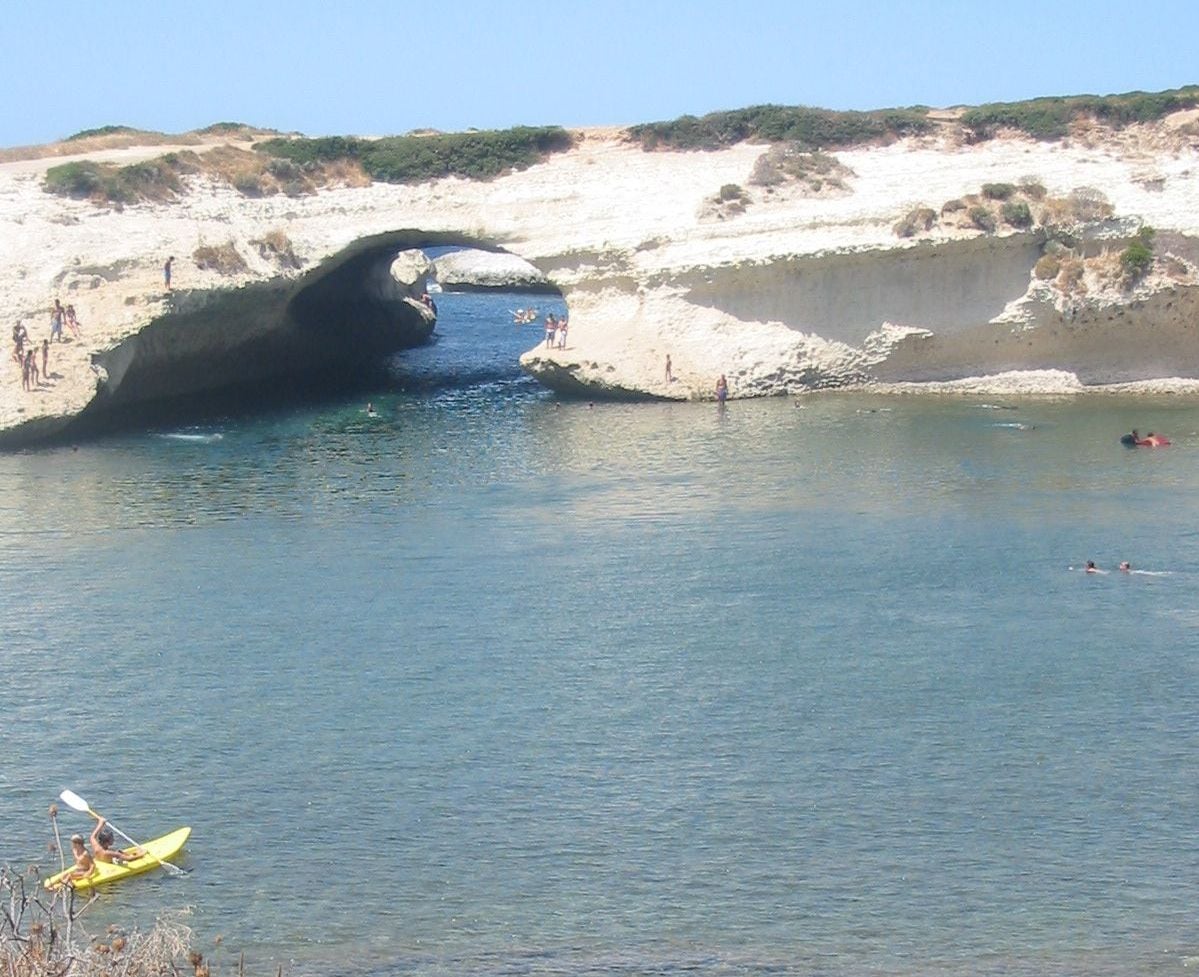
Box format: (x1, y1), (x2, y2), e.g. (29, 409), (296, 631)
(2, 115), (1199, 445)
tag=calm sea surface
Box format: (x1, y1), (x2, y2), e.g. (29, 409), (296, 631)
(3, 290), (1199, 977)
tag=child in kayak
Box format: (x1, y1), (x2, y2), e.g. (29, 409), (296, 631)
(91, 818), (144, 864)
(55, 834), (96, 887)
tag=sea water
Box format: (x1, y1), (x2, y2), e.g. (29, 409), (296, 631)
(2, 290), (1199, 977)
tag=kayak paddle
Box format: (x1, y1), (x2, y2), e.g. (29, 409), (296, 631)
(58, 789), (188, 877)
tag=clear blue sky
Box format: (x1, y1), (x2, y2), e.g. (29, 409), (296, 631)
(3, 0), (1196, 146)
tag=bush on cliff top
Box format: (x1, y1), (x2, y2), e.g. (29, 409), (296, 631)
(63, 124), (141, 142)
(960, 86), (1199, 141)
(626, 104), (933, 151)
(1001, 200), (1033, 228)
(44, 154), (197, 204)
(255, 126), (574, 183)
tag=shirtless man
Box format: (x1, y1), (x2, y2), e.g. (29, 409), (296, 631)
(55, 834), (96, 887)
(91, 817), (144, 865)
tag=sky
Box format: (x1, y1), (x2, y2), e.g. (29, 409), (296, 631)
(2, 0), (1197, 146)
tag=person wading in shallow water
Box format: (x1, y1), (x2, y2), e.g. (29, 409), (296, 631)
(715, 374), (728, 404)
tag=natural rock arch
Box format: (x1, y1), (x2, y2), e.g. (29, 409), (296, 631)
(64, 230), (565, 437)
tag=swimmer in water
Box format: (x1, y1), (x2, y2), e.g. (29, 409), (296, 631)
(1119, 561), (1132, 572)
(1085, 561), (1099, 573)
(365, 402), (377, 417)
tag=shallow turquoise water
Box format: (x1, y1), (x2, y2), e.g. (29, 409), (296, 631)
(3, 293), (1199, 976)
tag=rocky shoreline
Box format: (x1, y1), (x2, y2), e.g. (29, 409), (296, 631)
(3, 114), (1199, 447)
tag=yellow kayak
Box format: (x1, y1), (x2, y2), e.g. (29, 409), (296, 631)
(44, 827), (190, 891)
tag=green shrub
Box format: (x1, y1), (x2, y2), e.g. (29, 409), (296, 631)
(44, 161), (115, 199)
(1034, 254), (1061, 279)
(982, 182), (1016, 200)
(256, 126), (573, 183)
(1001, 200), (1033, 227)
(626, 104), (932, 151)
(1120, 239), (1154, 279)
(64, 125), (139, 141)
(718, 183), (745, 202)
(969, 206), (997, 232)
(961, 86), (1199, 141)
(44, 153), (196, 204)
(197, 121), (259, 135)
(1136, 224), (1156, 246)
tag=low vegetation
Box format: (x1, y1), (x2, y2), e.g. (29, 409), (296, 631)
(748, 144), (854, 193)
(626, 104), (932, 151)
(1000, 200), (1033, 228)
(42, 125), (572, 206)
(1034, 254), (1061, 280)
(960, 86), (1199, 141)
(893, 207), (937, 238)
(254, 125), (573, 183)
(981, 182), (1015, 201)
(915, 179), (1114, 240)
(193, 242), (248, 276)
(1120, 225), (1156, 281)
(251, 230), (302, 269)
(44, 153), (199, 205)
(0, 866), (215, 977)
(64, 125), (142, 142)
(968, 205), (996, 232)
(705, 183), (749, 220)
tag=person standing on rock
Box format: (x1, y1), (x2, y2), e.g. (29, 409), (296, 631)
(164, 256), (174, 290)
(41, 338), (49, 379)
(544, 313), (557, 348)
(556, 316), (568, 349)
(12, 322), (28, 365)
(65, 304), (82, 339)
(50, 300), (64, 343)
(665, 355), (673, 383)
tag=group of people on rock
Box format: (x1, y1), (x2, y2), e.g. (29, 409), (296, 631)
(544, 313), (568, 349)
(11, 299), (84, 393)
(11, 322), (49, 392)
(48, 299), (82, 343)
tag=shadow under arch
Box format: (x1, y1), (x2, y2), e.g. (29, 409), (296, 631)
(65, 229), (565, 440)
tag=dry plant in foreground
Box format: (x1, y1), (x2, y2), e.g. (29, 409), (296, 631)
(0, 866), (247, 977)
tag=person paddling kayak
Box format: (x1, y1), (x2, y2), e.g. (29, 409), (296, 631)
(91, 817), (144, 864)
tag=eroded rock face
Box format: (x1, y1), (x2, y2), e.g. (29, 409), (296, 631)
(432, 249), (553, 292)
(75, 243), (437, 429)
(390, 249), (434, 288)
